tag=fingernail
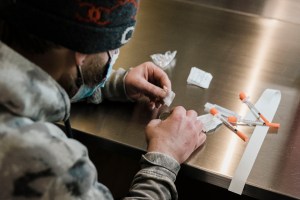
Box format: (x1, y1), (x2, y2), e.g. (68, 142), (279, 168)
(151, 103), (155, 110)
(163, 85), (168, 92)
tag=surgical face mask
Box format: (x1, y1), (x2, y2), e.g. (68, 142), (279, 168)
(70, 49), (120, 103)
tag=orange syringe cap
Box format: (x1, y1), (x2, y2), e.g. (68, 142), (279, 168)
(239, 92), (247, 101)
(267, 122), (280, 129)
(237, 130), (249, 142)
(228, 116), (238, 123)
(210, 108), (218, 116)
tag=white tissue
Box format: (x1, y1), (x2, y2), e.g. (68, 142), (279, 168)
(187, 67), (213, 89)
(151, 51), (177, 69)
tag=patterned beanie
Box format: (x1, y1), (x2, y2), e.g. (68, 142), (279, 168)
(1, 0), (139, 54)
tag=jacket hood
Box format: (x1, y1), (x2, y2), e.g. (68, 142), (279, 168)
(0, 41), (70, 122)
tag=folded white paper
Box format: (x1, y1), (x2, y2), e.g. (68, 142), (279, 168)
(163, 90), (175, 107)
(187, 67), (213, 89)
(197, 113), (222, 133)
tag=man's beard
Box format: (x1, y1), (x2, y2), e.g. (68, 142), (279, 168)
(58, 54), (107, 98)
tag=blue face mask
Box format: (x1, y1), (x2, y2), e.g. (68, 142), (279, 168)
(70, 49), (120, 103)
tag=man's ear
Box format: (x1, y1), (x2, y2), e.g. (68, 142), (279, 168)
(74, 52), (87, 66)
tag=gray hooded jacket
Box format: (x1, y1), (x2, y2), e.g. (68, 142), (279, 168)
(0, 41), (180, 200)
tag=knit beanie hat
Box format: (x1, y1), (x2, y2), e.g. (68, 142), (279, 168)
(1, 0), (139, 54)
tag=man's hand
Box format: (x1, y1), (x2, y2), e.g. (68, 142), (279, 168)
(125, 61), (171, 108)
(145, 106), (207, 163)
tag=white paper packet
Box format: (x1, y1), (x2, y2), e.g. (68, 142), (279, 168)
(163, 90), (175, 107)
(187, 67), (213, 89)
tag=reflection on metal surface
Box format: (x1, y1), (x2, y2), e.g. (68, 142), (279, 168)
(246, 19), (278, 101)
(220, 138), (237, 174)
(179, 0), (300, 25)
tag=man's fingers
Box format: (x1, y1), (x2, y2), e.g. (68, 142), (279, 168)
(198, 132), (207, 147)
(186, 110), (198, 118)
(149, 63), (172, 90)
(147, 119), (161, 128)
(138, 78), (168, 100)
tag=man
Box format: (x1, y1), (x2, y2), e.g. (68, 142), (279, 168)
(0, 0), (206, 199)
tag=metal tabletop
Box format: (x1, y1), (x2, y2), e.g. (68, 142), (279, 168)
(69, 0), (300, 199)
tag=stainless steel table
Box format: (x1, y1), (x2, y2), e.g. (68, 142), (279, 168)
(69, 0), (300, 199)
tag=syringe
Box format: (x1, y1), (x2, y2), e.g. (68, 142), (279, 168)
(227, 116), (265, 126)
(239, 92), (280, 128)
(210, 108), (248, 142)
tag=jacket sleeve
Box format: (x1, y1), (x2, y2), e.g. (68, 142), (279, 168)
(0, 122), (113, 200)
(124, 152), (181, 200)
(87, 68), (133, 104)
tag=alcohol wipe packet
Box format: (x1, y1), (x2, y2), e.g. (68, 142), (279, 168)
(187, 67), (213, 89)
